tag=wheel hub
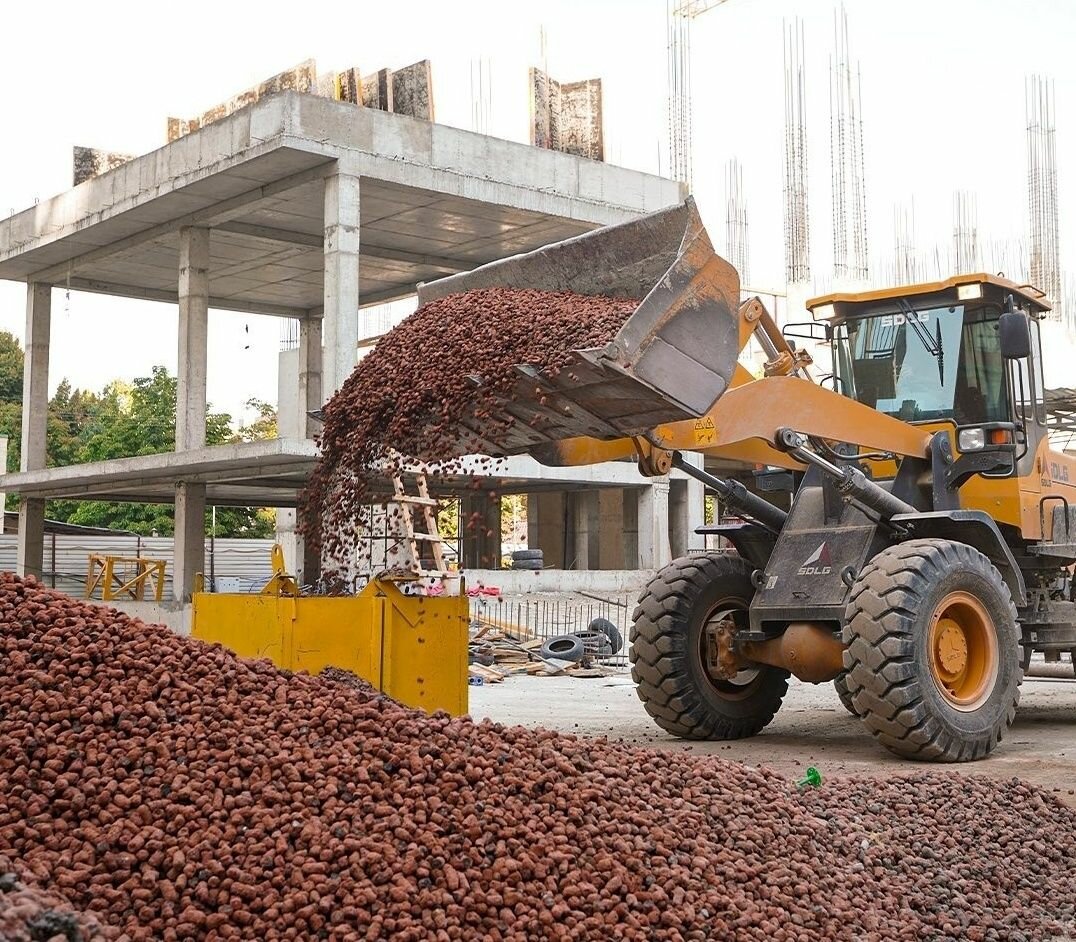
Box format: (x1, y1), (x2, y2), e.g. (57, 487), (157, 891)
(927, 591), (999, 711)
(934, 619), (969, 677)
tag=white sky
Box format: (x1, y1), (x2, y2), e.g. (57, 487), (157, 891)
(1, 0), (1075, 420)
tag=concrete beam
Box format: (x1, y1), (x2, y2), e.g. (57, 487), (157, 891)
(322, 168), (360, 397)
(217, 221), (471, 274)
(176, 228), (210, 452)
(173, 482), (206, 601)
(59, 275), (308, 318)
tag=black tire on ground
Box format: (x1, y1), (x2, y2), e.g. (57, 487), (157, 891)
(588, 617), (624, 655)
(511, 549), (544, 561)
(540, 635), (585, 662)
(833, 672), (859, 716)
(630, 554), (789, 740)
(843, 538), (1021, 763)
(511, 559), (543, 571)
(573, 630), (614, 659)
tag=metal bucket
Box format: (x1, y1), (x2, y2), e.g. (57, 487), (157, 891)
(416, 197), (740, 457)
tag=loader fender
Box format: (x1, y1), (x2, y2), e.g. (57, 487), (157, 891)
(888, 510), (1026, 606)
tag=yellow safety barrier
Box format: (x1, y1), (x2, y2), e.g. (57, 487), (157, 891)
(85, 555), (166, 602)
(191, 579), (469, 715)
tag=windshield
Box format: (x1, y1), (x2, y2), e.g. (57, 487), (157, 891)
(834, 303), (1008, 424)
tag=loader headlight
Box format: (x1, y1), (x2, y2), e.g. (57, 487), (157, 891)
(812, 303), (836, 320)
(958, 428), (986, 452)
(957, 283), (983, 301)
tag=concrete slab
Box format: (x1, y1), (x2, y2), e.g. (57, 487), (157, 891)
(0, 438), (700, 506)
(0, 92), (684, 314)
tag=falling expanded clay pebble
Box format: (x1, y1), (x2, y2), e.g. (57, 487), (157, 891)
(298, 288), (637, 581)
(2, 575), (1076, 940)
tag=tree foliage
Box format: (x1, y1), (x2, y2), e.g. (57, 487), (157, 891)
(0, 332), (279, 538)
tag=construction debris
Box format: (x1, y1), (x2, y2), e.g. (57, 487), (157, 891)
(5, 576), (1076, 939)
(303, 287), (636, 575)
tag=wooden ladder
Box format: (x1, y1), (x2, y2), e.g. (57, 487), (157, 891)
(389, 470), (454, 579)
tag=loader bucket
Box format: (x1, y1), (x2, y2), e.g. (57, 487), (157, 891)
(416, 197), (741, 456)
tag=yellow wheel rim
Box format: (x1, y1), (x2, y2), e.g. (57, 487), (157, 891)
(927, 591), (998, 711)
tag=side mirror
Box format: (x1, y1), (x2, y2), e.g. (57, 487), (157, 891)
(998, 312), (1031, 360)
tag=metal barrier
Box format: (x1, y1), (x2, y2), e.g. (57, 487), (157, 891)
(469, 592), (635, 668)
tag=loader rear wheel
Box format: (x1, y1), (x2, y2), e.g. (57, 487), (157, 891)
(843, 539), (1020, 762)
(631, 554), (789, 740)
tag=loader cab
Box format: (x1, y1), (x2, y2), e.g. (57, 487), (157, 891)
(805, 275), (1051, 472)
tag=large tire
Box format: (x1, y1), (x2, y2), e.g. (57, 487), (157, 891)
(631, 554), (789, 740)
(833, 672), (859, 716)
(843, 539), (1021, 762)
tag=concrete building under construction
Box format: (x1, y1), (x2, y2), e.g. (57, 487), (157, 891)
(0, 90), (692, 603)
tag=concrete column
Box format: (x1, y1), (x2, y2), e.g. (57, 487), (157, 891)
(461, 494), (501, 568)
(323, 168), (360, 397)
(275, 315), (326, 588)
(571, 490), (600, 570)
(681, 453), (706, 553)
(173, 482), (206, 601)
(527, 492), (566, 568)
(637, 479), (671, 570)
(176, 227), (209, 451)
(598, 489), (624, 569)
(622, 489), (639, 569)
(17, 283), (51, 578)
(0, 436), (9, 534)
(298, 315), (324, 437)
(174, 229), (209, 600)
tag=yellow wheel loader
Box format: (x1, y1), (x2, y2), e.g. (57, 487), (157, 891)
(419, 198), (1076, 762)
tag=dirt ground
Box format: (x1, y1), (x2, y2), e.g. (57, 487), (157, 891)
(470, 671), (1076, 807)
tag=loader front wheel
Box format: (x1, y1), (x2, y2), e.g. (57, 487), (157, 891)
(843, 539), (1020, 762)
(631, 554), (789, 740)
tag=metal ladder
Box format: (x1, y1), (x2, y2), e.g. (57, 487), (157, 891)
(389, 471), (454, 579)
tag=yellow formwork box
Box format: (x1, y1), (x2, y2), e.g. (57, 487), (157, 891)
(191, 579), (469, 715)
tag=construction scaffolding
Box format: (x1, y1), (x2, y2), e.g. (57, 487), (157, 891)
(725, 158), (749, 286)
(829, 3), (869, 282)
(1027, 75), (1062, 322)
(783, 17), (811, 284)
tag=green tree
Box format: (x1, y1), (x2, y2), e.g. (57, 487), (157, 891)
(0, 331), (23, 481)
(231, 399), (278, 442)
(46, 366), (273, 538)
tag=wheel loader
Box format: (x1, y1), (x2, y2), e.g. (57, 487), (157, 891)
(417, 197), (1076, 762)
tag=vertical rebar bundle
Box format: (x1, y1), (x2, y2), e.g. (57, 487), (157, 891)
(829, 4), (869, 282)
(952, 191), (980, 275)
(1027, 75), (1061, 320)
(783, 17), (810, 284)
(470, 58), (492, 135)
(892, 201), (918, 285)
(725, 158), (749, 285)
(667, 1), (693, 187)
